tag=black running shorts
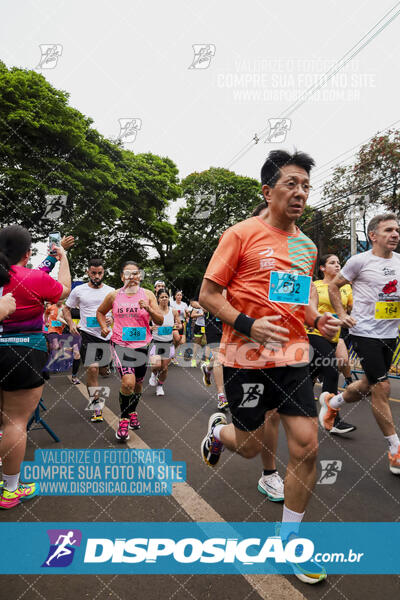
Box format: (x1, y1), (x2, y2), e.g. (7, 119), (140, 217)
(223, 365), (317, 431)
(79, 329), (111, 367)
(350, 335), (397, 384)
(0, 346), (49, 391)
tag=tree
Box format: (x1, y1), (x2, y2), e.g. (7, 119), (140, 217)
(0, 62), (181, 282)
(170, 168), (262, 296)
(315, 129), (400, 258)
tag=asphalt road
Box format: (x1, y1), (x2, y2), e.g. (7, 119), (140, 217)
(1, 363), (400, 600)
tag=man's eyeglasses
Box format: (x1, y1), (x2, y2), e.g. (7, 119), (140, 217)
(277, 181), (313, 194)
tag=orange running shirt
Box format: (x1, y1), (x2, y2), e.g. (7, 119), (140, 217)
(204, 216), (317, 369)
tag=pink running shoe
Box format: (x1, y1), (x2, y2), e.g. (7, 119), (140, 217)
(115, 418), (130, 441)
(0, 482), (37, 509)
(128, 412), (140, 430)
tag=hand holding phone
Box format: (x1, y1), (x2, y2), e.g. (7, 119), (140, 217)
(49, 232), (61, 255)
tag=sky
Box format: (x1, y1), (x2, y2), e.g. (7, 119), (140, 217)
(1, 0), (399, 264)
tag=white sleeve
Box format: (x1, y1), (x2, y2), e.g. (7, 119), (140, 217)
(341, 254), (364, 283)
(65, 287), (79, 309)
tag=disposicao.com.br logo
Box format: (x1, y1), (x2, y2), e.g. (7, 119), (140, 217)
(83, 535), (313, 565)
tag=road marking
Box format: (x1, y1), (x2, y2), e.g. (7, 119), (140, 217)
(74, 380), (306, 600)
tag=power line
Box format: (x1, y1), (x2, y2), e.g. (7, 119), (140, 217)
(309, 120), (400, 196)
(301, 181), (397, 235)
(225, 3), (400, 169)
(305, 173), (394, 215)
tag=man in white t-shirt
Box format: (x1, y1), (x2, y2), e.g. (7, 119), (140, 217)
(63, 258), (114, 422)
(324, 213), (400, 475)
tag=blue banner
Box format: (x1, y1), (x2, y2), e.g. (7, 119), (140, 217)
(21, 449), (186, 496)
(0, 522), (398, 574)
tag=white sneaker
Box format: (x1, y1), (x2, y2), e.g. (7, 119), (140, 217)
(257, 471), (284, 501)
(156, 385), (165, 396)
(149, 372), (157, 386)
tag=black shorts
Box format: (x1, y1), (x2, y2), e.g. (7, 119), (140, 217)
(350, 335), (397, 384)
(223, 365), (317, 431)
(193, 324), (206, 337)
(308, 334), (339, 394)
(111, 343), (149, 382)
(340, 327), (351, 348)
(205, 315), (223, 345)
(79, 329), (111, 367)
(0, 346), (49, 391)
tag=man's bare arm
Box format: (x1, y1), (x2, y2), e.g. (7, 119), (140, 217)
(199, 278), (290, 344)
(328, 274), (356, 327)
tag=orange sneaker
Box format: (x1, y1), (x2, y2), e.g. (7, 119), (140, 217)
(318, 392), (338, 431)
(389, 447), (400, 474)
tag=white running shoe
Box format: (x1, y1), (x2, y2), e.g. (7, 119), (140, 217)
(149, 372), (157, 386)
(257, 471), (284, 501)
(156, 385), (165, 396)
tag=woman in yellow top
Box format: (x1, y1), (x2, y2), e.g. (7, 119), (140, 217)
(307, 254), (357, 435)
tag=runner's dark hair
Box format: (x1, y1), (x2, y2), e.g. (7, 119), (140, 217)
(0, 225), (32, 286)
(88, 257), (104, 268)
(318, 254), (338, 276)
(260, 150), (315, 187)
(251, 201), (267, 216)
(156, 288), (169, 304)
(120, 260), (140, 274)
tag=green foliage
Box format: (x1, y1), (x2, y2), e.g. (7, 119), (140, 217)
(169, 167), (262, 296)
(314, 130), (400, 258)
(0, 62), (180, 281)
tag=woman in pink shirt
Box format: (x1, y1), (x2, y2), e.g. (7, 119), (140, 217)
(0, 225), (71, 509)
(97, 261), (162, 441)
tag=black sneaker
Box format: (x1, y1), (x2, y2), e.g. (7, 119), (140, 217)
(330, 414), (357, 435)
(201, 412), (227, 467)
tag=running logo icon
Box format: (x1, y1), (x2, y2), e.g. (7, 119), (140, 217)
(86, 386), (110, 411)
(188, 44), (216, 69)
(265, 119), (291, 143)
(36, 44), (63, 70)
(317, 460), (342, 485)
(42, 529), (82, 567)
(118, 118), (142, 143)
(238, 383), (264, 408)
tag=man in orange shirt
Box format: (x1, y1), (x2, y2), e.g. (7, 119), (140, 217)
(199, 149), (339, 584)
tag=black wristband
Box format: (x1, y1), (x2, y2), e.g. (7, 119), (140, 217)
(234, 313), (255, 338)
(314, 315), (321, 330)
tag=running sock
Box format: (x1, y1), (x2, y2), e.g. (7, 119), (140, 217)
(213, 424), (225, 441)
(263, 469), (277, 476)
(119, 391), (141, 419)
(157, 380), (164, 386)
(3, 473), (20, 493)
(280, 505), (305, 541)
(72, 358), (80, 377)
(329, 392), (345, 410)
(385, 433), (400, 455)
(217, 393), (225, 399)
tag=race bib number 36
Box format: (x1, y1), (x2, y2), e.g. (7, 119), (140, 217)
(86, 317), (100, 327)
(375, 301), (400, 320)
(122, 327), (146, 341)
(268, 272), (311, 305)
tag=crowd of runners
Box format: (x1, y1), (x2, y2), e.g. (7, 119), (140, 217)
(0, 149), (400, 585)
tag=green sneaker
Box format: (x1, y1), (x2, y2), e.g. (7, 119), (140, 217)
(0, 482), (37, 509)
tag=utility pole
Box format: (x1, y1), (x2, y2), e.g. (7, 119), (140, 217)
(349, 195), (357, 255)
(313, 210), (323, 255)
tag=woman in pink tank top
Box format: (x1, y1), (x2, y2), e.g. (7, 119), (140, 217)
(97, 261), (163, 441)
